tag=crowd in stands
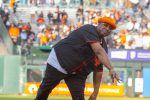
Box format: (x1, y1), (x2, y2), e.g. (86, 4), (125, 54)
(29, 2), (150, 50)
(0, 0), (150, 56)
(74, 3), (150, 50)
(0, 6), (35, 55)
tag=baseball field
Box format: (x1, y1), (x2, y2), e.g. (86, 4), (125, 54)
(0, 95), (150, 100)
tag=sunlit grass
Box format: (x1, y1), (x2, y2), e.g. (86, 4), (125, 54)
(0, 95), (149, 100)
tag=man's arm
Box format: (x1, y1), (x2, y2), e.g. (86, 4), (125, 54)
(90, 42), (120, 84)
(90, 42), (112, 70)
(89, 71), (103, 100)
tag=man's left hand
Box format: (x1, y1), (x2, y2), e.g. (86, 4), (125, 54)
(109, 68), (120, 85)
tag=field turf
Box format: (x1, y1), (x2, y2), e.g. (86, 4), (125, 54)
(0, 95), (150, 100)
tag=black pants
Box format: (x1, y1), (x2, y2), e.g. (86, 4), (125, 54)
(35, 64), (88, 100)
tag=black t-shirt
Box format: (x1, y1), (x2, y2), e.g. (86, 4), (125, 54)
(54, 24), (108, 73)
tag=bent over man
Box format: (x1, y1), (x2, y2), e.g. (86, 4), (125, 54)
(35, 17), (120, 100)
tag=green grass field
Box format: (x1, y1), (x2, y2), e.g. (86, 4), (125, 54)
(0, 95), (150, 100)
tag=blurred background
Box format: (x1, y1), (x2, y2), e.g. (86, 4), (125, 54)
(0, 0), (150, 98)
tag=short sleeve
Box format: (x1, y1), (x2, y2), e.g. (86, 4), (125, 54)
(82, 25), (100, 43)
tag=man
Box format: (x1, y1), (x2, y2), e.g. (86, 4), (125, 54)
(35, 17), (120, 100)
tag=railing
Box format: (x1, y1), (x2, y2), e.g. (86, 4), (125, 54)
(0, 17), (13, 54)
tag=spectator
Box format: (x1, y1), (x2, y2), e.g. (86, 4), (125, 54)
(8, 23), (20, 44)
(76, 5), (84, 23)
(134, 20), (140, 32)
(61, 10), (68, 24)
(119, 29), (127, 49)
(47, 11), (53, 24)
(55, 6), (61, 23)
(20, 29), (28, 48)
(37, 29), (48, 46)
(0, 6), (4, 17)
(39, 11), (44, 18)
(125, 39), (136, 49)
(1, 7), (9, 26)
(142, 32), (150, 49)
(0, 0), (2, 7)
(126, 17), (134, 32)
(13, 2), (18, 14)
(17, 20), (23, 31)
(30, 7), (36, 23)
(147, 21), (150, 36)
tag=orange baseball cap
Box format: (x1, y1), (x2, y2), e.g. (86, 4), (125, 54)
(98, 17), (116, 29)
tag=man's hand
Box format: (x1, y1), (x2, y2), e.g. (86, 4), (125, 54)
(109, 68), (120, 85)
(88, 93), (97, 100)
(88, 71), (102, 100)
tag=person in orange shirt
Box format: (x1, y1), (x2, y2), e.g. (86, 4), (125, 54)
(9, 0), (15, 9)
(8, 23), (20, 44)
